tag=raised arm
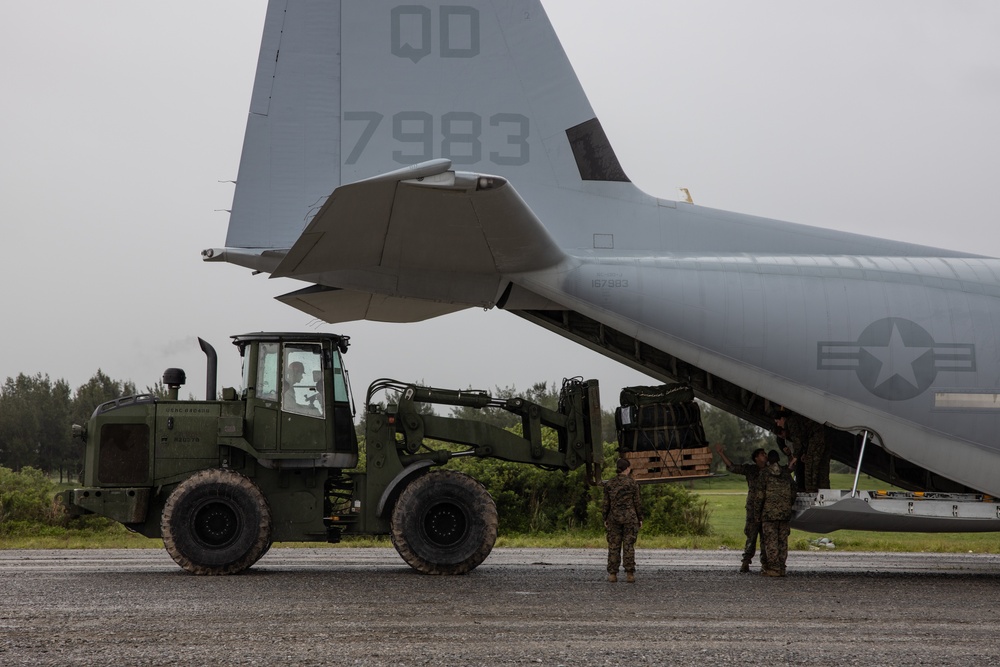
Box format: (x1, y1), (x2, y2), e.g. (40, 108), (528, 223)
(714, 444), (733, 469)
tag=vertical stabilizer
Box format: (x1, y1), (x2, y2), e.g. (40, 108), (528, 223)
(227, 0), (342, 249)
(225, 0), (632, 251)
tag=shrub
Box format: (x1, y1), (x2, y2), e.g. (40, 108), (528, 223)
(450, 441), (711, 536)
(641, 484), (711, 536)
(0, 466), (65, 533)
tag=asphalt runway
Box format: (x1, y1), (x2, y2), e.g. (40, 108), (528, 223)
(3, 547), (1000, 666)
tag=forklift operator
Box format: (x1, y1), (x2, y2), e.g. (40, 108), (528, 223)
(283, 360), (320, 416)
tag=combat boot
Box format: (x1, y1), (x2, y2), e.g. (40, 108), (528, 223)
(607, 573), (617, 583)
(739, 561), (751, 573)
(626, 572), (635, 583)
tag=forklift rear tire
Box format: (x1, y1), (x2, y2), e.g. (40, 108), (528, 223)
(161, 469), (272, 575)
(390, 469), (498, 575)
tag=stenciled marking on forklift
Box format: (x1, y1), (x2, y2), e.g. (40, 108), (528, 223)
(164, 407), (214, 414)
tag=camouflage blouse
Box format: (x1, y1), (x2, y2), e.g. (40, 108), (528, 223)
(603, 474), (643, 525)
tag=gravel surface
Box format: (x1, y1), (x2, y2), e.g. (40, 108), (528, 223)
(3, 547), (1000, 666)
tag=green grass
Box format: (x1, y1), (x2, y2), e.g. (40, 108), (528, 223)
(6, 473), (998, 552)
(692, 472), (1000, 553)
(260, 472), (1000, 553)
(1, 526), (162, 549)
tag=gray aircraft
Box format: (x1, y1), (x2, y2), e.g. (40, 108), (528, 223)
(204, 0), (1000, 532)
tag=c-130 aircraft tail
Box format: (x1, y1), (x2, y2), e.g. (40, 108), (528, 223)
(205, 0), (1000, 532)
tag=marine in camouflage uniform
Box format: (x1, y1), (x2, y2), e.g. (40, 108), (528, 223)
(777, 413), (828, 493)
(755, 451), (797, 577)
(715, 445), (768, 572)
(805, 426), (832, 492)
(603, 458), (643, 582)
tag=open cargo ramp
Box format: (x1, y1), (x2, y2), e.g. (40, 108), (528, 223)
(792, 490), (1000, 533)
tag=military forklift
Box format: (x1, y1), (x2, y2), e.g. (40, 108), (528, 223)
(61, 333), (603, 575)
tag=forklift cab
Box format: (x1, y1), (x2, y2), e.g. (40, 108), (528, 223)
(234, 333), (357, 464)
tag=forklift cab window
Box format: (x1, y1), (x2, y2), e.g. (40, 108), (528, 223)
(240, 346), (251, 397)
(283, 344), (324, 418)
(332, 350), (349, 403)
(256, 343), (279, 402)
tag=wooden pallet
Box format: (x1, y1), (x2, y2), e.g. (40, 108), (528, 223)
(623, 446), (713, 481)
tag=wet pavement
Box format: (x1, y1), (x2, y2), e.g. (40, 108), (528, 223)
(2, 547), (999, 665)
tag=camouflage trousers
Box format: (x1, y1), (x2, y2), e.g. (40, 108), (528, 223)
(804, 444), (831, 492)
(761, 521), (790, 575)
(606, 519), (639, 574)
(742, 519), (767, 567)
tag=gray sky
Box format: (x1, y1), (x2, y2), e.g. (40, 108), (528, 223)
(2, 1), (999, 411)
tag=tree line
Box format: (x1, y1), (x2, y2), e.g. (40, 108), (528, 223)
(0, 371), (166, 481)
(0, 371), (773, 483)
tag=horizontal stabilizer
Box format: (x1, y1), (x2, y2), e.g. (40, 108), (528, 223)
(276, 284), (466, 324)
(270, 159), (566, 309)
(201, 247), (288, 274)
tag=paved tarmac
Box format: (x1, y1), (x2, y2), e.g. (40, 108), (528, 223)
(3, 547), (1000, 665)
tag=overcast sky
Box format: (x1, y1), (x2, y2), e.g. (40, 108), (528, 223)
(2, 1), (999, 412)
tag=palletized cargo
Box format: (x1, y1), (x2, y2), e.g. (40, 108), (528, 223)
(616, 383), (713, 481)
(623, 448), (713, 482)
